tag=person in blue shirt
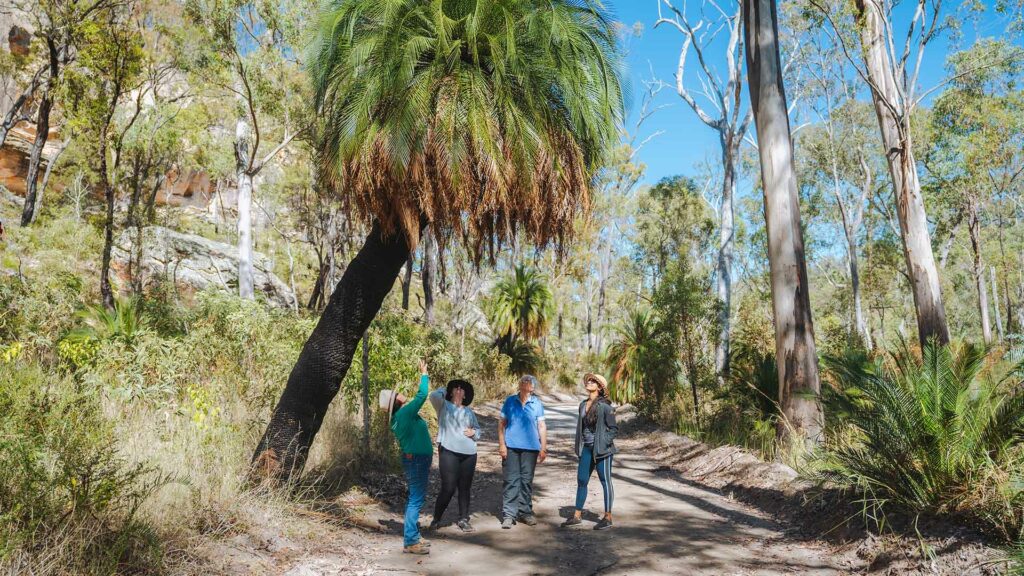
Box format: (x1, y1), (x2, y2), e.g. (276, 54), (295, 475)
(497, 374), (547, 529)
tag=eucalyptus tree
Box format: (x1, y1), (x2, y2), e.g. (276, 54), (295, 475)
(184, 0), (308, 300)
(655, 0), (752, 385)
(743, 0), (823, 444)
(804, 0), (993, 346)
(927, 40), (1024, 344)
(252, 0), (624, 480)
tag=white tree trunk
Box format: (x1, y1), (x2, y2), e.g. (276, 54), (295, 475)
(236, 169), (255, 300)
(716, 152), (736, 385)
(968, 201), (992, 344)
(235, 117), (255, 300)
(855, 0), (949, 346)
(743, 0), (823, 445)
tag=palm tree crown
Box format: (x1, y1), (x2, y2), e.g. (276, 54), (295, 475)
(308, 0), (625, 252)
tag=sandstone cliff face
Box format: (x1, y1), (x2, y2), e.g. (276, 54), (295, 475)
(112, 226), (297, 309)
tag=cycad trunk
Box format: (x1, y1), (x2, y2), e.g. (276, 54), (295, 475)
(855, 0), (949, 347)
(743, 0), (823, 445)
(422, 227), (436, 325)
(968, 200), (992, 344)
(252, 220), (414, 480)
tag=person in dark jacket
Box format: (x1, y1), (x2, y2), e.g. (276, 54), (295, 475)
(562, 372), (618, 530)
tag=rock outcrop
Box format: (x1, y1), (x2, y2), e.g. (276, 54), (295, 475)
(113, 226), (296, 308)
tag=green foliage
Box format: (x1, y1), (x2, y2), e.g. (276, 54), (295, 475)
(819, 342), (1024, 536)
(0, 363), (166, 570)
(487, 265), (553, 374)
(605, 308), (676, 406)
(308, 0), (625, 252)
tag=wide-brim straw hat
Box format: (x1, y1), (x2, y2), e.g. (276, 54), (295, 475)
(584, 372), (608, 394)
(445, 379), (475, 406)
(378, 389), (398, 423)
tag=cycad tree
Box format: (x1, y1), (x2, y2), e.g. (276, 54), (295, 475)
(488, 265), (553, 345)
(606, 309), (671, 405)
(822, 342), (1024, 525)
(253, 0), (624, 479)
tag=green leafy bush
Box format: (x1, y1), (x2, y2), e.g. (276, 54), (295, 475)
(820, 341), (1024, 538)
(0, 363), (167, 572)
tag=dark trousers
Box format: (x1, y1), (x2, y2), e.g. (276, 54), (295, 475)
(433, 445), (477, 521)
(502, 448), (539, 519)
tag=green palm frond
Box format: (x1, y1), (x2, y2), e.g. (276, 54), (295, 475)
(821, 341), (1024, 519)
(308, 0), (625, 253)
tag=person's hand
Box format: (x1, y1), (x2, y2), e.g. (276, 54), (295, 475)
(418, 358), (428, 375)
(463, 427), (475, 438)
(538, 448), (547, 464)
(499, 444), (507, 459)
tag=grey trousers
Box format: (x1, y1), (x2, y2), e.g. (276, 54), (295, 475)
(502, 448), (539, 519)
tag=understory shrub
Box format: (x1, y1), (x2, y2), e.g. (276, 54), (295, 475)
(0, 364), (168, 573)
(820, 341), (1024, 539)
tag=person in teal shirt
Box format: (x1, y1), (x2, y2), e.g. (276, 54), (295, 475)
(379, 359), (434, 554)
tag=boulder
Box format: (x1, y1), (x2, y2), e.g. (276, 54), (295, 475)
(113, 226), (296, 308)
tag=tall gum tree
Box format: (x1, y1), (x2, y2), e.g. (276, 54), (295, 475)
(742, 0), (823, 444)
(656, 0), (753, 385)
(251, 0), (625, 481)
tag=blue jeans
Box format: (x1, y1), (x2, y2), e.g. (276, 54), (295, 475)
(400, 453), (432, 546)
(575, 445), (614, 513)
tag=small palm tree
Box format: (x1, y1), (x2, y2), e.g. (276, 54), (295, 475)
(605, 309), (663, 405)
(488, 265), (553, 342)
(821, 341), (1024, 526)
(487, 265), (552, 373)
(66, 298), (149, 345)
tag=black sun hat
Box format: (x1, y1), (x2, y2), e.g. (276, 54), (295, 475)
(445, 379), (475, 406)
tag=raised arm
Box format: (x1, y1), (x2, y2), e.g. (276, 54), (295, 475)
(428, 388), (445, 415)
(405, 364), (430, 414)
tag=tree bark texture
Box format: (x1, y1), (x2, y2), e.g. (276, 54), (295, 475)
(20, 93), (52, 226)
(715, 148), (737, 385)
(252, 220), (415, 480)
(235, 117), (255, 300)
(968, 200), (992, 344)
(855, 0), (949, 347)
(743, 0), (823, 445)
(361, 331), (370, 452)
(99, 133), (116, 310)
(422, 227), (436, 325)
(992, 266), (1004, 342)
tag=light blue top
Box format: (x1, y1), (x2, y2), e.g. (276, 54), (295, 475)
(500, 394), (545, 451)
(429, 389), (481, 455)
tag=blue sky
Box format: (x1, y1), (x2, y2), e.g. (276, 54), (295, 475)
(610, 1), (1023, 186)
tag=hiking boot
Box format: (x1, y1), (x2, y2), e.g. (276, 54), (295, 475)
(594, 517), (613, 530)
(517, 513), (538, 526)
(427, 519), (442, 531)
(457, 518), (475, 533)
(500, 516), (515, 529)
(403, 542), (430, 555)
(561, 516), (582, 528)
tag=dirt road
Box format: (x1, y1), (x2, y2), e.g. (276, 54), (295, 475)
(370, 400), (843, 575)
